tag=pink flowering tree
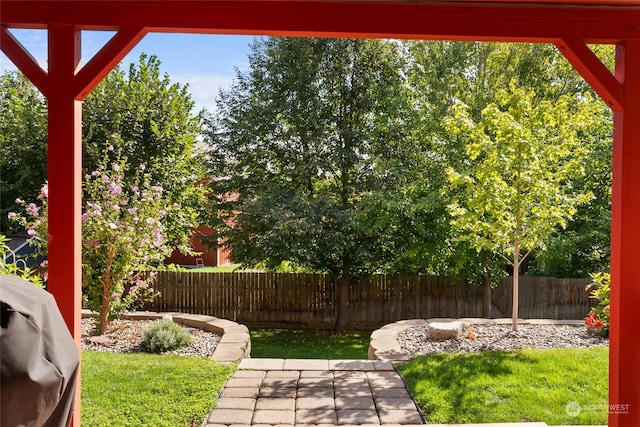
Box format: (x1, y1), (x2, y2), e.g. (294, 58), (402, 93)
(10, 146), (173, 334)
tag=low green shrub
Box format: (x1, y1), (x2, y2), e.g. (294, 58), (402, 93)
(143, 318), (194, 353)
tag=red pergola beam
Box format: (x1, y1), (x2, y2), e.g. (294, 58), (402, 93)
(3, 1), (640, 427)
(556, 37), (624, 111)
(74, 26), (147, 99)
(0, 26), (48, 96)
(46, 22), (83, 427)
(610, 39), (640, 427)
(2, 1), (640, 43)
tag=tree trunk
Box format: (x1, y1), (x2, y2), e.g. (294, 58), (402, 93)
(334, 258), (351, 333)
(482, 251), (492, 318)
(512, 245), (520, 332)
(98, 275), (114, 335)
(99, 286), (110, 335)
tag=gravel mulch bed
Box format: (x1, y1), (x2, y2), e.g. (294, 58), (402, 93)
(81, 318), (221, 357)
(398, 323), (608, 357)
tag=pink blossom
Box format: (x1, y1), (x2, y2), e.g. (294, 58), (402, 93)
(107, 145), (114, 151)
(149, 271), (156, 278)
(108, 223), (118, 229)
(7, 212), (16, 220)
(26, 203), (39, 216)
(139, 164), (146, 170)
(146, 218), (155, 225)
(15, 198), (22, 204)
(132, 186), (139, 193)
(113, 164), (120, 172)
(109, 183), (122, 195)
(38, 185), (48, 200)
(91, 170), (100, 177)
(81, 213), (89, 221)
(111, 293), (118, 299)
(27, 228), (36, 236)
(40, 260), (48, 268)
(159, 210), (166, 216)
(90, 238), (100, 246)
(113, 204), (120, 211)
(128, 207), (137, 215)
(120, 200), (128, 206)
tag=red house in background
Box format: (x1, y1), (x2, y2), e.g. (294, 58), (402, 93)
(165, 226), (233, 267)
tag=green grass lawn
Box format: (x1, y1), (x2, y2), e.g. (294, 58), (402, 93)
(81, 352), (235, 427)
(249, 328), (371, 359)
(396, 347), (609, 426)
(190, 264), (244, 272)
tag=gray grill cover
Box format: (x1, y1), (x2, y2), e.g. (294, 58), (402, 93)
(1, 275), (79, 427)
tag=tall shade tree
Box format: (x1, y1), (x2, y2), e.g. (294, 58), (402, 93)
(445, 84), (596, 330)
(0, 71), (47, 233)
(83, 54), (208, 253)
(206, 37), (410, 332)
(1, 56), (209, 254)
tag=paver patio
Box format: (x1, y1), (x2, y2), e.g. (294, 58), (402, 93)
(204, 358), (424, 426)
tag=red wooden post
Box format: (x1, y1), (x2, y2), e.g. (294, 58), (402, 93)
(47, 23), (83, 426)
(610, 38), (640, 427)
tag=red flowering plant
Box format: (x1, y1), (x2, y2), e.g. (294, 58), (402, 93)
(465, 326), (478, 340)
(584, 272), (610, 337)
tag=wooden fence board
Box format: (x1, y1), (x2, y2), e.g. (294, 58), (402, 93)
(143, 273), (593, 329)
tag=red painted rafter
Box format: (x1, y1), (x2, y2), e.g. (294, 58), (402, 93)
(2, 1), (640, 44)
(0, 26), (48, 96)
(74, 26), (148, 99)
(556, 37), (623, 111)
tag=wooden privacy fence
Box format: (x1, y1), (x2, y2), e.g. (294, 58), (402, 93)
(144, 272), (593, 329)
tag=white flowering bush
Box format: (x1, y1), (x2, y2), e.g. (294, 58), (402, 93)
(9, 145), (173, 334)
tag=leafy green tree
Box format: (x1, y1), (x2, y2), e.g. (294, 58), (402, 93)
(1, 56), (209, 254)
(83, 54), (208, 253)
(404, 42), (613, 284)
(206, 37), (411, 332)
(0, 71), (47, 233)
(444, 84), (596, 330)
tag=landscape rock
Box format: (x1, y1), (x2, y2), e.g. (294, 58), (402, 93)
(426, 320), (461, 340)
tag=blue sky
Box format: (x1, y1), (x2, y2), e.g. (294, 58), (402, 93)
(0, 29), (255, 112)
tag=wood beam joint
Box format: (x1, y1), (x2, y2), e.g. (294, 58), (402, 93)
(0, 25), (48, 96)
(74, 25), (147, 100)
(555, 37), (623, 111)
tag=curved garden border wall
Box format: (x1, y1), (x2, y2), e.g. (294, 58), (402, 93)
(81, 310), (250, 363)
(369, 318), (584, 363)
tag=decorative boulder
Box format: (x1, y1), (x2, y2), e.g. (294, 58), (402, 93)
(427, 320), (462, 340)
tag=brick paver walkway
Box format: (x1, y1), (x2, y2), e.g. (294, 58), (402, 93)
(204, 359), (425, 426)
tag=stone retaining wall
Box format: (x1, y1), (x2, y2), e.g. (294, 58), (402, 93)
(82, 310), (251, 363)
(368, 318), (584, 363)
